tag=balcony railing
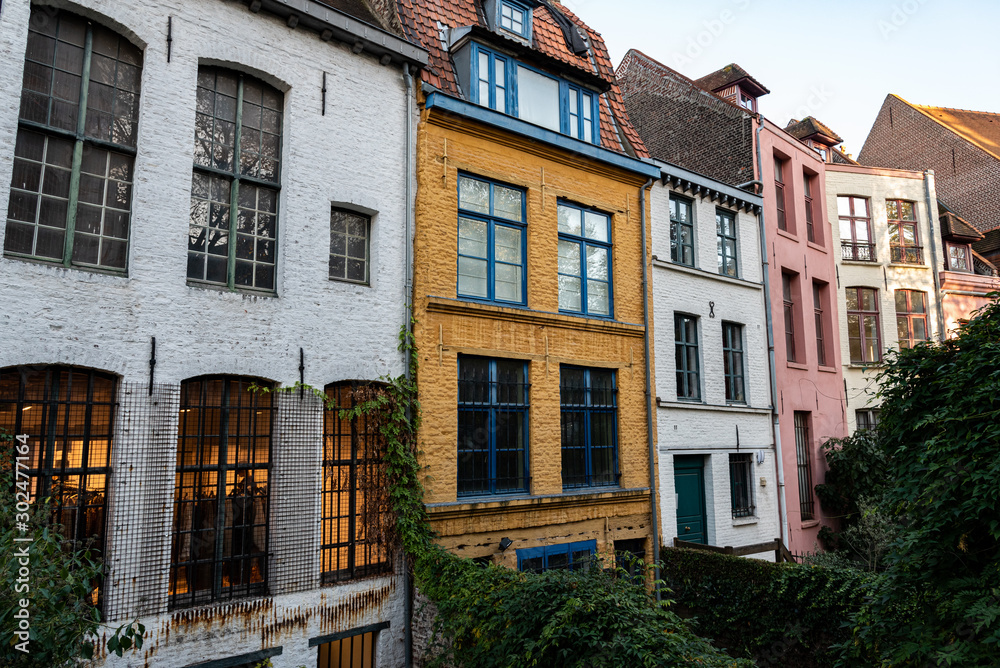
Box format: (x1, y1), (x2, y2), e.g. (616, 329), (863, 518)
(841, 241), (877, 262)
(890, 245), (924, 264)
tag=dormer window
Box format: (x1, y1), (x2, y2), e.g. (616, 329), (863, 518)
(739, 90), (755, 112)
(499, 0), (531, 39)
(464, 43), (601, 145)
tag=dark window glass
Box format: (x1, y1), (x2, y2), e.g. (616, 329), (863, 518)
(729, 453), (754, 518)
(856, 409), (880, 432)
(813, 282), (827, 366)
(5, 8), (141, 270)
(722, 322), (745, 403)
(847, 287), (881, 364)
(457, 357), (529, 496)
(793, 411), (814, 521)
(675, 314), (700, 400)
(188, 68), (281, 291)
(321, 382), (392, 583)
(669, 196), (694, 266)
(804, 174), (816, 243)
(0, 365), (115, 606)
(716, 209), (737, 277)
(560, 367), (618, 488)
(774, 156), (787, 232)
(517, 540), (595, 573)
(894, 289), (928, 349)
(783, 272), (797, 363)
(169, 376), (272, 609)
(329, 209), (370, 284)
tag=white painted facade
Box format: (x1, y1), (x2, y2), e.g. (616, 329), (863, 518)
(825, 165), (944, 435)
(649, 165), (780, 558)
(0, 0), (423, 665)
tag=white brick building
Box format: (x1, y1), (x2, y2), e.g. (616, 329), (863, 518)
(649, 161), (780, 558)
(0, 0), (425, 665)
(825, 164), (944, 434)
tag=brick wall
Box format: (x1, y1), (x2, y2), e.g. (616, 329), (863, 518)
(618, 50), (755, 186)
(859, 95), (1000, 233)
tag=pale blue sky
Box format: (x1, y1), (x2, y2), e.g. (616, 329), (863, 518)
(566, 0), (998, 156)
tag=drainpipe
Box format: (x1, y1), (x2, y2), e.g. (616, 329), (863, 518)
(753, 122), (789, 549)
(402, 62), (414, 668)
(638, 177), (661, 598)
(923, 170), (946, 341)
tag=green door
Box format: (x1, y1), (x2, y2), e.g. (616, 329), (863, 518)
(674, 455), (707, 544)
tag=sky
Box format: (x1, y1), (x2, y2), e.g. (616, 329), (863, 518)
(563, 0), (999, 156)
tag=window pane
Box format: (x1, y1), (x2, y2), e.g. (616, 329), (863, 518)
(458, 256), (488, 298)
(494, 225), (521, 264)
(584, 211), (609, 242)
(587, 280), (609, 316)
(493, 185), (523, 221)
(495, 262), (521, 302)
(559, 275), (582, 311)
(458, 217), (488, 258)
(459, 177), (490, 215)
(516, 66), (560, 132)
(558, 204), (582, 236)
(586, 245), (609, 282)
(329, 209), (369, 283)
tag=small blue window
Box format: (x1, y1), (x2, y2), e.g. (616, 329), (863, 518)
(560, 366), (619, 489)
(457, 174), (527, 305)
(518, 540), (597, 572)
(475, 48), (510, 113)
(567, 85), (597, 144)
(557, 201), (612, 317)
(499, 0), (531, 39)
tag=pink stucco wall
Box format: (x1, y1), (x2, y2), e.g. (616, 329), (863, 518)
(940, 271), (1000, 336)
(758, 119), (847, 555)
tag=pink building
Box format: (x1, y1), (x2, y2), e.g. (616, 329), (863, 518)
(757, 118), (846, 555)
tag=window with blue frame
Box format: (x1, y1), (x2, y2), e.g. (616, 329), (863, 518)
(498, 0), (530, 39)
(457, 356), (529, 496)
(557, 201), (612, 317)
(560, 367), (619, 489)
(517, 540), (596, 573)
(567, 86), (595, 143)
(457, 174), (526, 304)
(468, 44), (600, 144)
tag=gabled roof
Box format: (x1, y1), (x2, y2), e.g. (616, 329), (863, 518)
(938, 201), (984, 241)
(784, 117), (843, 146)
(694, 63), (770, 98)
(396, 0), (647, 157)
(897, 96), (1000, 161)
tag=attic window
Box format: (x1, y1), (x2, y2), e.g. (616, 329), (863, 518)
(739, 90), (755, 112)
(499, 0), (531, 39)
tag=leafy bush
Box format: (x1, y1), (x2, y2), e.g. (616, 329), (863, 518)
(416, 546), (751, 668)
(659, 546), (872, 667)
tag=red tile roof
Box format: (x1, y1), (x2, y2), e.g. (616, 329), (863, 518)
(396, 0), (647, 158)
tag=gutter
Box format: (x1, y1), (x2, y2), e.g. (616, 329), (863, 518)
(923, 170), (947, 342)
(638, 177), (661, 598)
(250, 0), (428, 67)
(401, 63), (415, 668)
(753, 122), (789, 549)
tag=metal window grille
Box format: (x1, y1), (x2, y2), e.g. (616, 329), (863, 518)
(517, 540), (595, 573)
(559, 367), (619, 489)
(321, 382), (394, 584)
(813, 282), (827, 366)
(716, 209), (737, 277)
(793, 412), (814, 521)
(168, 376), (273, 610)
(317, 629), (377, 668)
(675, 314), (700, 400)
(0, 365), (115, 607)
(669, 196), (694, 266)
(188, 68), (282, 291)
(721, 323), (745, 403)
(457, 356), (529, 496)
(856, 409), (880, 432)
(329, 209), (370, 284)
(783, 273), (797, 363)
(846, 286), (881, 364)
(729, 453), (755, 518)
(5, 7), (141, 270)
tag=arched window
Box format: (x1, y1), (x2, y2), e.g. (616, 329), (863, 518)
(5, 7), (142, 270)
(169, 376), (273, 609)
(187, 68), (282, 291)
(0, 366), (115, 557)
(322, 382), (392, 583)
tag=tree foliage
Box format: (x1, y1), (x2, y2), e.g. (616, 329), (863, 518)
(836, 295), (1000, 666)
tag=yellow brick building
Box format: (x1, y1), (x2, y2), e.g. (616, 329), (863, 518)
(399, 0), (661, 570)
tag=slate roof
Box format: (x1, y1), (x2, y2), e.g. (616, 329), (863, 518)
(784, 116), (843, 145)
(694, 63), (770, 97)
(396, 0), (647, 157)
(912, 103), (1000, 161)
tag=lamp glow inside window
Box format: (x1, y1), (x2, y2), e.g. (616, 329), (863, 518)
(499, 1), (529, 38)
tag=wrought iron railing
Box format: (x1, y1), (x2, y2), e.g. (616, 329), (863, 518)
(457, 476), (530, 497)
(841, 241), (877, 262)
(890, 245), (923, 264)
(562, 472), (621, 490)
